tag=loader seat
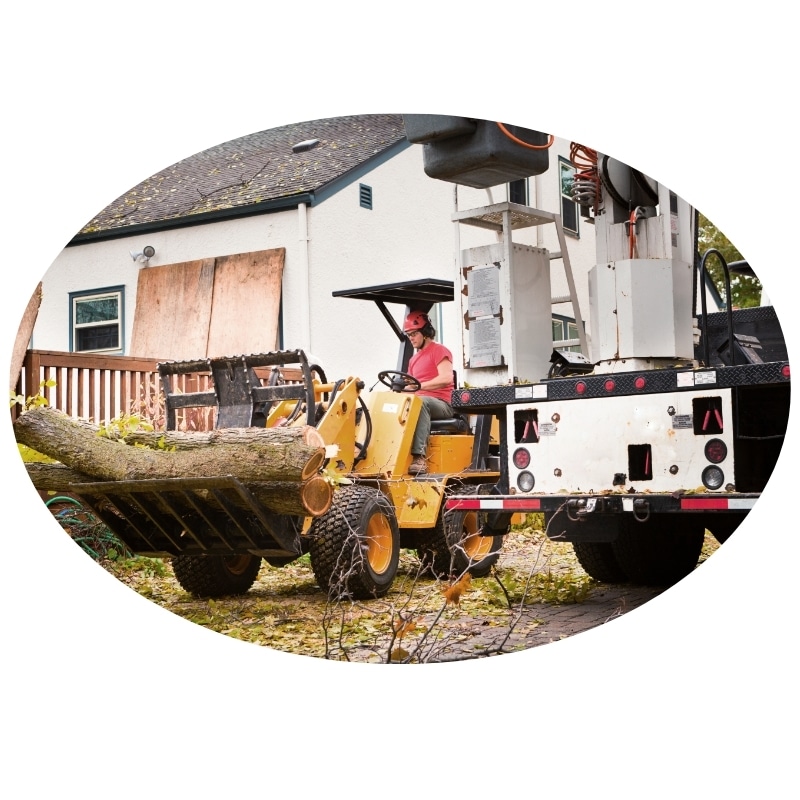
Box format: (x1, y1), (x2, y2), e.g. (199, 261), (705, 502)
(430, 415), (470, 435)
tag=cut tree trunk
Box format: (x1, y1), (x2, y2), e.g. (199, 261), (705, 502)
(14, 407), (332, 516)
(23, 462), (333, 517)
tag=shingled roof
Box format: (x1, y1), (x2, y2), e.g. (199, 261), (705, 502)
(74, 114), (408, 242)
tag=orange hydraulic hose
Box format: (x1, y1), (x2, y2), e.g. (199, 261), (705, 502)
(496, 122), (554, 150)
(569, 143), (601, 214)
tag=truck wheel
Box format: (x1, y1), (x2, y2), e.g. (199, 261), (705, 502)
(611, 516), (704, 586)
(171, 554), (262, 597)
(308, 485), (400, 600)
(704, 513), (745, 544)
(418, 487), (503, 579)
(572, 541), (628, 584)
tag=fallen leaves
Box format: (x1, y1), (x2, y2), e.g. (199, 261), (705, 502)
(442, 573), (472, 606)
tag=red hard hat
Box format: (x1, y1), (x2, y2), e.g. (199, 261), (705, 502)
(403, 311), (429, 333)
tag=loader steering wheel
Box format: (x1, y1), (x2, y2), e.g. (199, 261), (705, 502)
(377, 370), (421, 393)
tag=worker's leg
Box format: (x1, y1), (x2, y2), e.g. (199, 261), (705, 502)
(411, 397), (453, 457)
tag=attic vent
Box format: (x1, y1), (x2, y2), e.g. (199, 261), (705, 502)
(359, 183), (373, 210)
(292, 138), (320, 153)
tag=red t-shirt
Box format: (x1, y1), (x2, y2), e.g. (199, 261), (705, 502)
(409, 341), (454, 403)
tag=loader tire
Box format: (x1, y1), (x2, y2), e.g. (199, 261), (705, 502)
(572, 541), (629, 584)
(171, 554), (262, 598)
(308, 485), (399, 600)
(611, 516), (704, 587)
(418, 486), (503, 579)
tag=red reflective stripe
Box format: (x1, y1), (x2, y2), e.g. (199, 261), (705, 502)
(505, 498), (541, 509)
(446, 499), (481, 510)
(681, 498), (729, 510)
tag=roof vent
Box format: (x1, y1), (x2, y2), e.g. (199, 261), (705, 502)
(292, 138), (320, 153)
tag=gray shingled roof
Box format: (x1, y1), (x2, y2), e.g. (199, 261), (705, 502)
(77, 114), (407, 238)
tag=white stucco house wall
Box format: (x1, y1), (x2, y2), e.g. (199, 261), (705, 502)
(30, 114), (713, 388)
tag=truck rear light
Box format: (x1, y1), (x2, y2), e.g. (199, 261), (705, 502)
(513, 448), (531, 469)
(517, 471), (535, 492)
(782, 364), (790, 378)
(460, 391), (471, 403)
(702, 465), (725, 490)
(634, 376), (646, 390)
(604, 379), (615, 392)
(575, 381), (587, 395)
(704, 438), (728, 464)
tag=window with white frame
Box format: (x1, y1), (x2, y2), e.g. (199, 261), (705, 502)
(552, 313), (581, 352)
(70, 287), (124, 353)
(559, 156), (579, 236)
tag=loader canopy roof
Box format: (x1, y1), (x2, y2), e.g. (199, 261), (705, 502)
(333, 278), (454, 370)
(332, 278), (454, 309)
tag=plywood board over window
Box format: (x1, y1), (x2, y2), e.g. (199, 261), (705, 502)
(206, 250), (284, 356)
(129, 248), (285, 360)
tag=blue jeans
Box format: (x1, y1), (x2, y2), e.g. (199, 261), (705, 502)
(412, 396), (454, 457)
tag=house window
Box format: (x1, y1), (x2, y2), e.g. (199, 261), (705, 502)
(359, 183), (373, 210)
(508, 178), (528, 205)
(552, 314), (581, 352)
(70, 287), (124, 353)
(559, 156), (579, 237)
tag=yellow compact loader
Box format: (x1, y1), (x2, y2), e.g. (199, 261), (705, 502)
(72, 280), (511, 600)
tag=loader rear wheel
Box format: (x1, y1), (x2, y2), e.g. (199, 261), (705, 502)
(171, 553), (262, 598)
(418, 487), (503, 579)
(308, 485), (400, 599)
(572, 541), (629, 584)
(611, 516), (704, 586)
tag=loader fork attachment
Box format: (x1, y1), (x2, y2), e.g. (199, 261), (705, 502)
(159, 349), (318, 430)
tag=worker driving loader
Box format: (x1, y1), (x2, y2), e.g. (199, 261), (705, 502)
(253, 278), (510, 599)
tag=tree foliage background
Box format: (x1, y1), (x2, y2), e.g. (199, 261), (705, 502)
(697, 212), (763, 308)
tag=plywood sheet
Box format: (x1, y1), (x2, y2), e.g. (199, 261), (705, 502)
(129, 259), (215, 359)
(206, 248), (285, 356)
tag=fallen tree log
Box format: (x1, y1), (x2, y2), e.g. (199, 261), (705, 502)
(14, 406), (327, 484)
(23, 462), (333, 517)
(24, 462), (95, 491)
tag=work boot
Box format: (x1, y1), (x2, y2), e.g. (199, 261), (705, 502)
(408, 455), (428, 475)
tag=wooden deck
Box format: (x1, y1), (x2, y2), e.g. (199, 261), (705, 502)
(12, 350), (214, 429)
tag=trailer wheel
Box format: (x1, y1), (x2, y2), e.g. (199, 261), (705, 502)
(611, 516), (704, 586)
(308, 485), (400, 599)
(171, 554), (262, 598)
(572, 541), (629, 584)
(418, 487), (503, 579)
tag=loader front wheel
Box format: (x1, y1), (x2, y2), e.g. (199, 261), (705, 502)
(171, 553), (262, 598)
(418, 487), (503, 579)
(308, 485), (400, 599)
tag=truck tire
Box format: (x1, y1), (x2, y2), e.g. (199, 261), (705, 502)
(572, 541), (629, 583)
(704, 513), (745, 544)
(611, 516), (704, 586)
(308, 485), (400, 600)
(418, 486), (503, 579)
(171, 554), (262, 597)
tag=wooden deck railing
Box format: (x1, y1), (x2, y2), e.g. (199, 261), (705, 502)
(12, 350), (214, 429)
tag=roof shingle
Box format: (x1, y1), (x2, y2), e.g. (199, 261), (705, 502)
(79, 114), (406, 236)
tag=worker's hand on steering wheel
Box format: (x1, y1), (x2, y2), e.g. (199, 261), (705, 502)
(377, 370), (422, 393)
